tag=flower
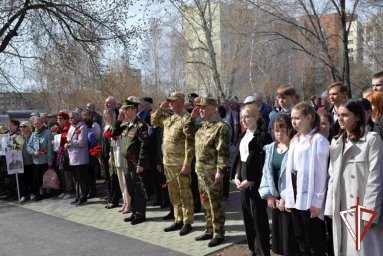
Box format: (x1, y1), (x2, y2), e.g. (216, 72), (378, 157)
(74, 130), (81, 135)
(200, 194), (207, 203)
(104, 131), (112, 138)
(40, 147), (47, 155)
(51, 126), (59, 133)
(89, 145), (102, 158)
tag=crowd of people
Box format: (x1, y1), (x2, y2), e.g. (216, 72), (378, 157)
(1, 71), (383, 255)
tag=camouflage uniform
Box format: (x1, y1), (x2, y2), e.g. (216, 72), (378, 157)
(195, 116), (230, 238)
(112, 117), (149, 217)
(151, 107), (195, 225)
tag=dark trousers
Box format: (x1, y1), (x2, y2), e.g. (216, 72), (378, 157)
(33, 163), (48, 196)
(149, 167), (163, 203)
(271, 208), (298, 256)
(241, 187), (270, 256)
(87, 156), (97, 196)
(70, 164), (89, 203)
(20, 164), (34, 197)
(290, 209), (326, 256)
(101, 159), (122, 206)
(325, 216), (334, 256)
(190, 158), (201, 210)
(108, 173), (122, 205)
(125, 162), (146, 216)
(63, 170), (75, 194)
(222, 167), (230, 199)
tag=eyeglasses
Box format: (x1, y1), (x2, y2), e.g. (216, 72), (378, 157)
(20, 126), (26, 128)
(372, 83), (383, 87)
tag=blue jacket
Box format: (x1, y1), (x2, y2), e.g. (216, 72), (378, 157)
(258, 142), (289, 200)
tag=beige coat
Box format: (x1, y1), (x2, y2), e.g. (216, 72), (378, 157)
(325, 132), (383, 256)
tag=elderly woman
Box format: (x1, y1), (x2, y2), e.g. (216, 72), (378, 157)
(55, 111), (75, 200)
(27, 117), (54, 201)
(64, 111), (89, 206)
(19, 121), (33, 203)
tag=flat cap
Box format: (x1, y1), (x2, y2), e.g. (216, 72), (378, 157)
(47, 113), (57, 118)
(30, 112), (40, 117)
(167, 92), (185, 101)
(244, 96), (256, 104)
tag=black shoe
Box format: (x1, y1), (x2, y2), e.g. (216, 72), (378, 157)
(194, 205), (201, 213)
(160, 202), (169, 208)
(75, 201), (88, 207)
(179, 224), (192, 236)
(152, 201), (161, 206)
(208, 237), (224, 247)
(35, 195), (43, 202)
(195, 233), (213, 241)
(105, 203), (119, 209)
(131, 215), (146, 225)
(164, 222), (183, 232)
(162, 211), (174, 220)
(70, 199), (79, 205)
(124, 214), (136, 222)
(87, 193), (97, 199)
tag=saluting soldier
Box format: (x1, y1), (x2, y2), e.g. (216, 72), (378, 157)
(112, 96), (149, 225)
(191, 97), (230, 247)
(151, 92), (195, 236)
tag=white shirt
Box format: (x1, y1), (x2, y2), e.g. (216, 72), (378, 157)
(285, 129), (330, 220)
(239, 128), (255, 162)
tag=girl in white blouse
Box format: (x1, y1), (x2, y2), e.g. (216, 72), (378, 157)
(285, 102), (330, 255)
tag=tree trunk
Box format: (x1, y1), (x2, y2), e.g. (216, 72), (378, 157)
(340, 0), (352, 97)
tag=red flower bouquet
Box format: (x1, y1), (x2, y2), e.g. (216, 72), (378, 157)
(74, 130), (81, 135)
(40, 147), (47, 155)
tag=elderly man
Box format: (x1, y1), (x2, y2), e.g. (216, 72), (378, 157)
(86, 103), (102, 127)
(151, 92), (195, 236)
(191, 97), (230, 247)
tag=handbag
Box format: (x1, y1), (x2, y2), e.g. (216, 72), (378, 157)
(42, 168), (60, 189)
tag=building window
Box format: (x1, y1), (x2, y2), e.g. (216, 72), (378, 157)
(348, 40), (353, 44)
(348, 48), (354, 53)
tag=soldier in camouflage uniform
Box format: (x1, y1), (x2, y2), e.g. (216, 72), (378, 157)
(151, 92), (195, 236)
(112, 97), (149, 225)
(191, 97), (230, 247)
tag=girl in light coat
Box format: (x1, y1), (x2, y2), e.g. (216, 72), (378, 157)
(324, 99), (383, 255)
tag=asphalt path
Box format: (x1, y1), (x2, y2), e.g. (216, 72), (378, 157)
(0, 201), (184, 256)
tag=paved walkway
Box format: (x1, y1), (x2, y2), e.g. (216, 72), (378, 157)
(15, 184), (246, 256)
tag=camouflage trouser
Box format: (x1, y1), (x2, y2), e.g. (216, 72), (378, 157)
(197, 173), (225, 238)
(164, 165), (194, 224)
